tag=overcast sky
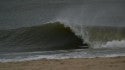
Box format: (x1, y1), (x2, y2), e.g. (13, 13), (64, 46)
(0, 0), (125, 29)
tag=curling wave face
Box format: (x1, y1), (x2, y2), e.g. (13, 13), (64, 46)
(0, 22), (84, 53)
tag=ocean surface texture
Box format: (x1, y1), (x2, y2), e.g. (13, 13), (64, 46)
(0, 0), (125, 62)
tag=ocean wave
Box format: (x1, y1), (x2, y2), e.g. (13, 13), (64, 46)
(0, 22), (84, 53)
(0, 21), (125, 53)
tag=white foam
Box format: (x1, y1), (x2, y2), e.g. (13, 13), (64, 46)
(1, 48), (125, 63)
(102, 40), (125, 48)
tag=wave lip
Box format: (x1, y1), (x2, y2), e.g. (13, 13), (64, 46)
(0, 22), (85, 53)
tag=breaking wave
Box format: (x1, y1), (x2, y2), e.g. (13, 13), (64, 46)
(0, 21), (125, 53)
(0, 22), (84, 53)
(66, 23), (125, 49)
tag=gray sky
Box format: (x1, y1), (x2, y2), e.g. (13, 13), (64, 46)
(0, 0), (125, 29)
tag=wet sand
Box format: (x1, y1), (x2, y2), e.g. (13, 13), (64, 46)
(0, 56), (125, 70)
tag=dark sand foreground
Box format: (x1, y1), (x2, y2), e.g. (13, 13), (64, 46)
(0, 57), (125, 70)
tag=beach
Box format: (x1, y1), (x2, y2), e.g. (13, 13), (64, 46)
(0, 56), (125, 70)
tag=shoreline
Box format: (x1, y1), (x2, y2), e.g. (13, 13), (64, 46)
(0, 56), (125, 70)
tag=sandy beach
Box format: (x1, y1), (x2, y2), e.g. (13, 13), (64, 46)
(0, 56), (125, 70)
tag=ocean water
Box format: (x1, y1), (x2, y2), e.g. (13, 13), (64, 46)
(0, 48), (125, 62)
(0, 22), (125, 62)
(0, 0), (125, 62)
